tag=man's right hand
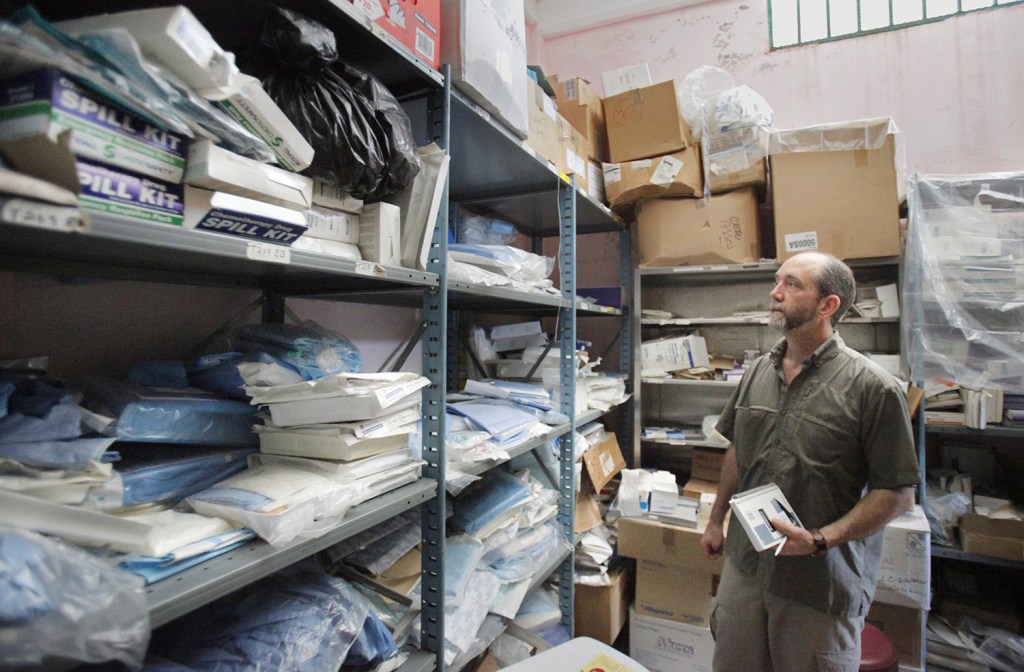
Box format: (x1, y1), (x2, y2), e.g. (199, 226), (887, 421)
(701, 521), (725, 560)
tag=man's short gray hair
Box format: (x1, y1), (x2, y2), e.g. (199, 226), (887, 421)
(812, 254), (856, 326)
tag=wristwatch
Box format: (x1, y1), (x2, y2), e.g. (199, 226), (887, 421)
(809, 529), (828, 557)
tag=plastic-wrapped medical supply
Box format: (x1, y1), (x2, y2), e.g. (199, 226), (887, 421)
(249, 8), (419, 200)
(77, 376), (257, 446)
(231, 320), (362, 380)
(459, 215), (518, 245)
(187, 462), (357, 546)
(117, 443), (256, 507)
(705, 85), (774, 135)
(0, 527), (149, 669)
(447, 244), (554, 283)
(148, 559), (369, 672)
(678, 65), (735, 141)
(903, 173), (1024, 394)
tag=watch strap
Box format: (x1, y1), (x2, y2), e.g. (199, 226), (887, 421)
(809, 528), (827, 557)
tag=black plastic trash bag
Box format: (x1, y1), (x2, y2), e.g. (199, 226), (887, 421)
(251, 7), (419, 200)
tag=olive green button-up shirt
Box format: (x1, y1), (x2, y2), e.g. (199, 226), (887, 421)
(717, 333), (920, 618)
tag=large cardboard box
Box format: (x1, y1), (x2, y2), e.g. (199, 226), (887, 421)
(441, 0), (528, 138)
(526, 81), (590, 192)
(875, 505), (931, 610)
(629, 608), (715, 672)
(682, 478), (719, 499)
(552, 76), (608, 163)
(770, 118), (905, 262)
(582, 433), (626, 492)
(602, 146), (703, 209)
(351, 0), (441, 70)
(690, 446), (726, 483)
(866, 601), (925, 670)
(618, 517), (723, 573)
(636, 188), (761, 267)
(959, 513), (1024, 561)
(574, 565), (634, 645)
(604, 80), (692, 163)
(636, 559), (719, 627)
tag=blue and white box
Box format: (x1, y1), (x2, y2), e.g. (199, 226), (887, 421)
(77, 161), (185, 226)
(184, 186), (307, 246)
(0, 68), (187, 182)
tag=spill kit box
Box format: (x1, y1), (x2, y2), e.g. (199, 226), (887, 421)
(0, 68), (187, 182)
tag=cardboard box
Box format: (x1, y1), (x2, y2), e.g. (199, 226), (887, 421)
(81, 161), (185, 226)
(770, 118), (904, 262)
(690, 446), (726, 483)
(603, 80), (692, 163)
(629, 608), (715, 672)
(358, 202), (402, 266)
(875, 505), (930, 611)
(574, 565), (634, 645)
(183, 186), (306, 244)
(959, 513), (1024, 561)
(185, 140), (312, 211)
(640, 334), (710, 373)
(351, 0), (441, 70)
(635, 188), (761, 267)
(553, 76), (608, 162)
(57, 7), (236, 91)
(601, 63), (652, 97)
(939, 574), (1022, 633)
(441, 0), (529, 138)
(603, 146), (703, 209)
(705, 126), (768, 195)
(682, 478), (719, 500)
(636, 559), (719, 627)
(0, 68), (187, 183)
(582, 434), (626, 492)
(201, 75), (314, 173)
(618, 517), (723, 573)
(866, 601), (925, 670)
(526, 81), (589, 191)
(587, 160), (606, 204)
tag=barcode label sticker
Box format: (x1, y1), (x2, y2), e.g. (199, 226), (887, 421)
(784, 231), (819, 253)
(650, 156), (683, 186)
(602, 163), (622, 185)
(542, 94), (558, 121)
(415, 27), (435, 60)
(246, 241), (290, 264)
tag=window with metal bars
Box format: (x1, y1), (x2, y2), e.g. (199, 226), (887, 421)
(768, 0), (1023, 49)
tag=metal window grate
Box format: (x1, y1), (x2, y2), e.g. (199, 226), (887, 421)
(769, 0), (1023, 49)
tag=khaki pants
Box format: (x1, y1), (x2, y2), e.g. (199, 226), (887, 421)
(710, 558), (864, 672)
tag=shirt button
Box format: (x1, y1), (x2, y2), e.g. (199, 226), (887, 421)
(780, 410), (786, 416)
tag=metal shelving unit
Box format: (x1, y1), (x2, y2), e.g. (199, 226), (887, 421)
(147, 480), (437, 628)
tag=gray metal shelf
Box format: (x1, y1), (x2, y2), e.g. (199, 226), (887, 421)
(924, 423), (1024, 439)
(448, 91), (625, 237)
(447, 282), (569, 311)
(147, 478), (437, 628)
(397, 650), (437, 672)
(0, 215), (437, 294)
(641, 377), (740, 388)
(931, 545), (1024, 569)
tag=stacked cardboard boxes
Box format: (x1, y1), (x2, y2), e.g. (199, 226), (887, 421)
(619, 517), (719, 671)
(526, 80), (591, 193)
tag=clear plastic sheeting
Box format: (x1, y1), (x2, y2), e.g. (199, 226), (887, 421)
(677, 65), (734, 141)
(706, 85), (774, 135)
(903, 173), (1024, 394)
(0, 527), (149, 669)
(768, 116), (899, 154)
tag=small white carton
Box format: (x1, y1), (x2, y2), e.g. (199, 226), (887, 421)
(183, 186), (307, 245)
(202, 75), (315, 173)
(629, 608), (714, 672)
(641, 335), (710, 373)
(358, 202), (402, 266)
(875, 505), (931, 610)
(311, 179), (364, 213)
(601, 63), (652, 97)
(304, 206), (360, 244)
(185, 140), (312, 211)
(58, 6), (238, 90)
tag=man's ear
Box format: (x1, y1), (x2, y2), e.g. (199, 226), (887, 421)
(820, 294), (841, 321)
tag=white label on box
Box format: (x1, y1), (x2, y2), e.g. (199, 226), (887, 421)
(600, 452), (615, 476)
(246, 241), (290, 264)
(603, 163), (623, 185)
(784, 231), (819, 253)
(565, 79), (579, 101)
(542, 94), (558, 121)
(630, 159), (654, 170)
(566, 149), (586, 178)
(354, 260), (386, 276)
(651, 156), (684, 186)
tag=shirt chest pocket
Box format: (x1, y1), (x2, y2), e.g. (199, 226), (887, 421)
(788, 383), (862, 468)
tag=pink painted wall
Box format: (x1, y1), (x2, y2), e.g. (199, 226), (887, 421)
(537, 1), (1024, 174)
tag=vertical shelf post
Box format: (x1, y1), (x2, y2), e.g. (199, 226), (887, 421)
(420, 64), (450, 669)
(557, 176), (577, 633)
(618, 226), (633, 457)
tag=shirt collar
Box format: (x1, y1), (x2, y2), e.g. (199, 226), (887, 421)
(769, 332), (844, 370)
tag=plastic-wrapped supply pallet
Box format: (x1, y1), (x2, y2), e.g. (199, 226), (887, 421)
(903, 172), (1024, 395)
